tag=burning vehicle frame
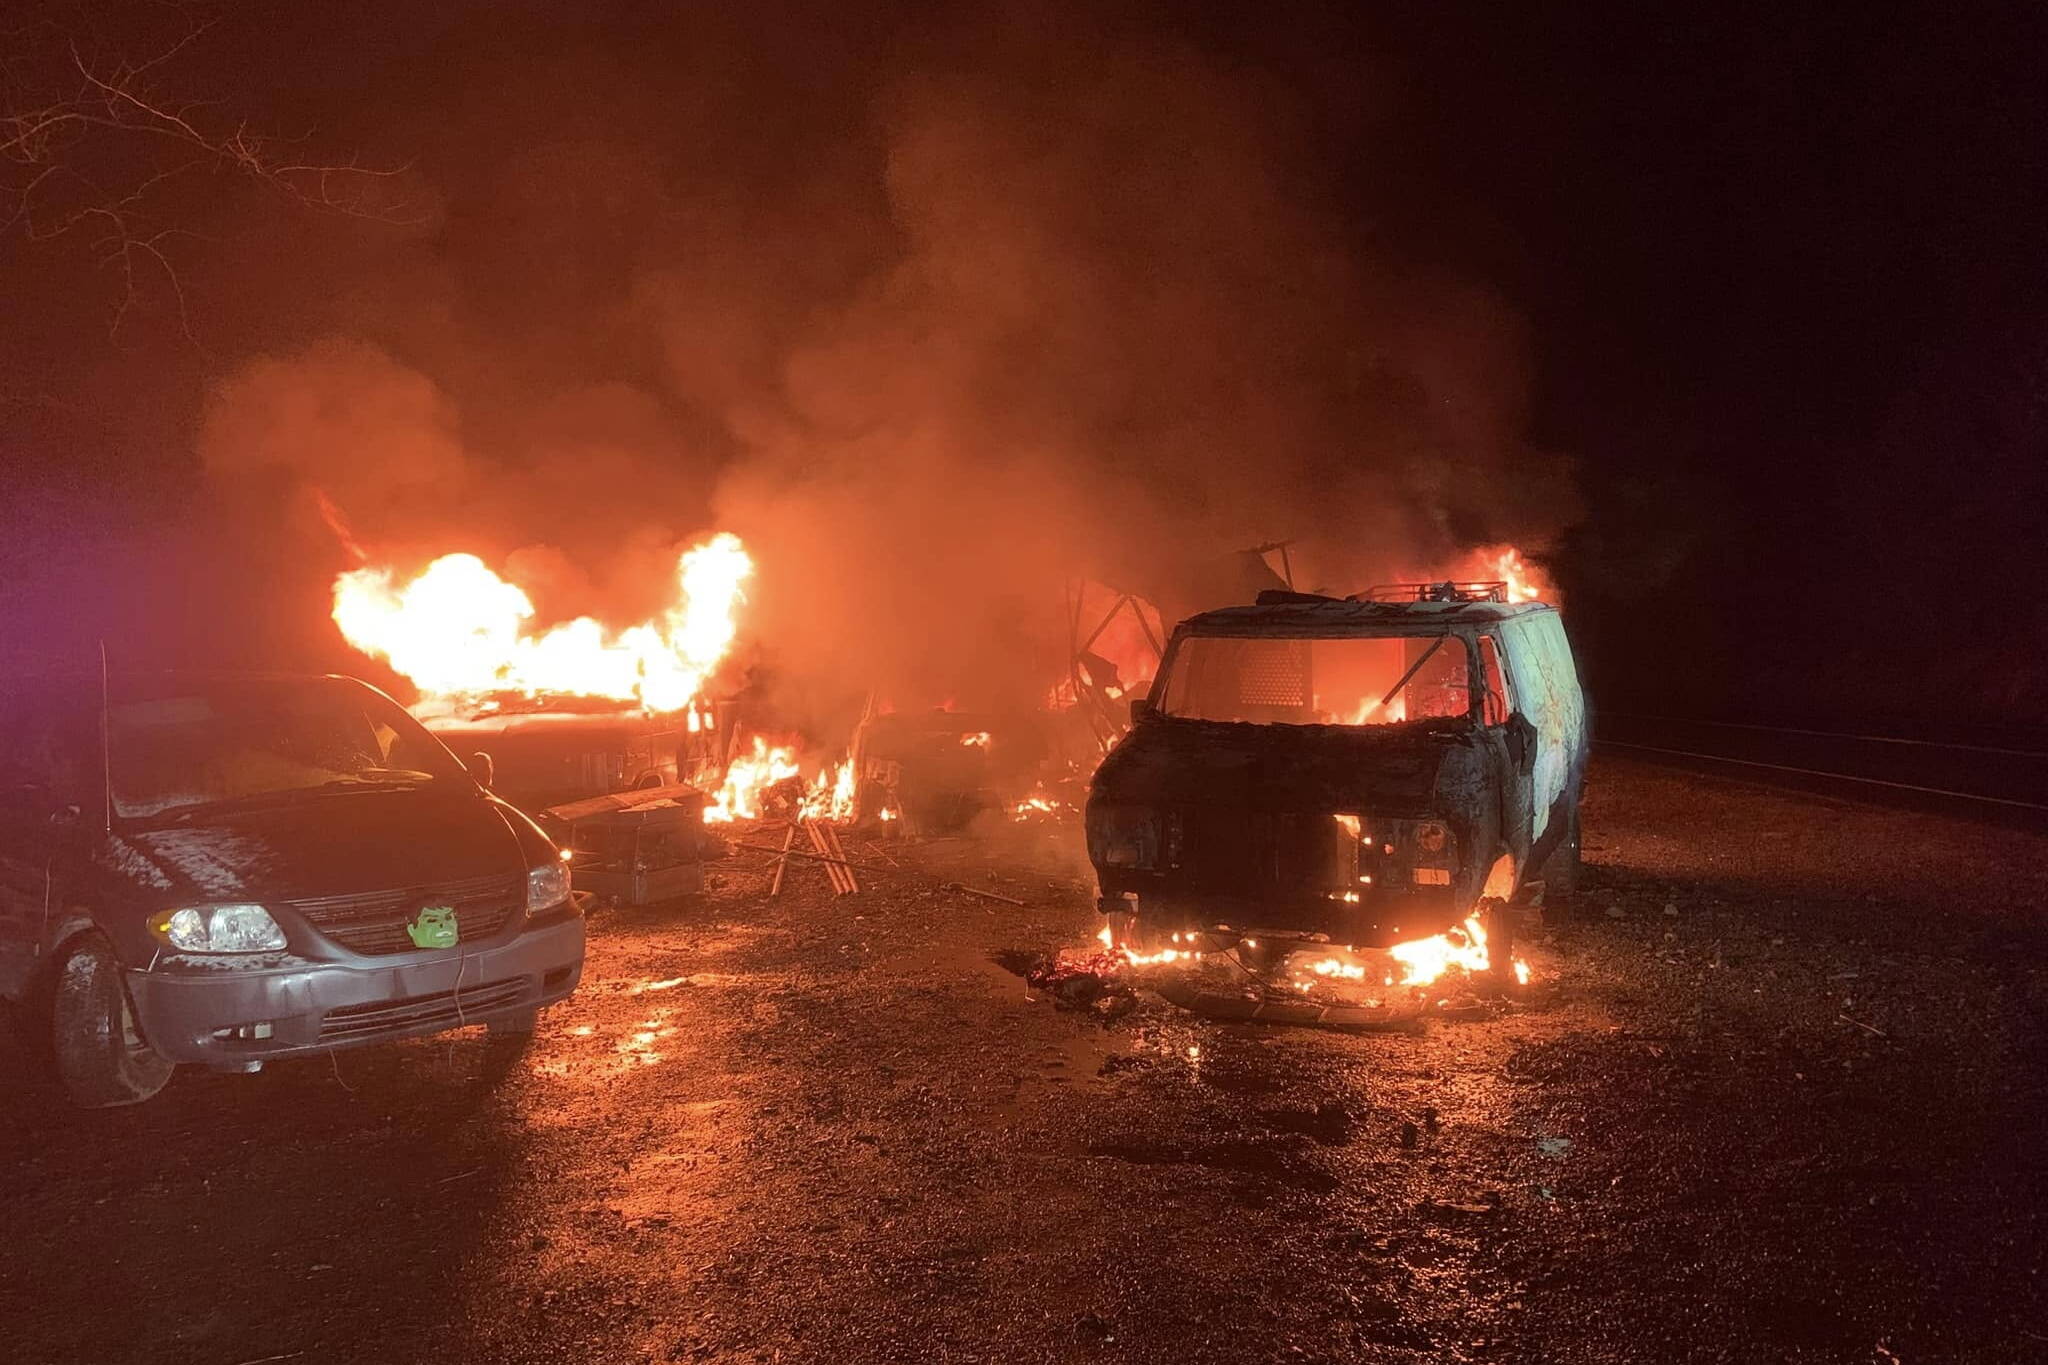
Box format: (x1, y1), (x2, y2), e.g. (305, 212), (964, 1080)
(1084, 580), (1586, 1006)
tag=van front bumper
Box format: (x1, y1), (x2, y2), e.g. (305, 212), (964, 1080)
(124, 913), (585, 1065)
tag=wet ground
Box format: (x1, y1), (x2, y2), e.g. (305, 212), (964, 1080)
(3, 754), (2047, 1364)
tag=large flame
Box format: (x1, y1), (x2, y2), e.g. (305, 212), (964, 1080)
(332, 532), (753, 713)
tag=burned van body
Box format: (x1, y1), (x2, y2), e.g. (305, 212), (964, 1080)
(1086, 584), (1587, 954)
(424, 697), (724, 815)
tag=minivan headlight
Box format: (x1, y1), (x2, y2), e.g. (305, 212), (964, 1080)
(526, 861), (571, 914)
(1087, 804), (1161, 870)
(150, 904), (287, 953)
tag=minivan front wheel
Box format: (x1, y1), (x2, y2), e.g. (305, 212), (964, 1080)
(51, 933), (174, 1108)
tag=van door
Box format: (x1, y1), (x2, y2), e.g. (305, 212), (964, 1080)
(1500, 613), (1586, 846)
(1475, 631), (1535, 871)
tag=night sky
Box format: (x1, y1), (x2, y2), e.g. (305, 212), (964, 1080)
(4, 0), (2043, 737)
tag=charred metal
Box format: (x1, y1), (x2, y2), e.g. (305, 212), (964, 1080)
(1087, 584), (1588, 952)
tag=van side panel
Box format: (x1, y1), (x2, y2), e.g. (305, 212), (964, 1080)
(1501, 612), (1586, 843)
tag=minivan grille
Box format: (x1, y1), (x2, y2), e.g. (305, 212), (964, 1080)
(285, 872), (522, 956)
(318, 977), (530, 1041)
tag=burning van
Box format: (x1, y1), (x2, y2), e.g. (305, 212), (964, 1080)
(421, 695), (723, 816)
(1085, 582), (1586, 977)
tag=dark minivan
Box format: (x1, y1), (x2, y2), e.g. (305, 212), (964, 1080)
(0, 673), (586, 1106)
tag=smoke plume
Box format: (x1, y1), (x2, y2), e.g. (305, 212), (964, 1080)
(195, 4), (1573, 712)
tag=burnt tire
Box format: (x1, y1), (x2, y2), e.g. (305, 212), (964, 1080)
(1477, 897), (1517, 993)
(50, 933), (173, 1108)
(1542, 807), (1583, 909)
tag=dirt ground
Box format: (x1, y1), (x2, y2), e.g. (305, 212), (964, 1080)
(3, 754), (2046, 1365)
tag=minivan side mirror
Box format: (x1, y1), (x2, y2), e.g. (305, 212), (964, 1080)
(467, 751), (496, 789)
(1128, 697), (1155, 725)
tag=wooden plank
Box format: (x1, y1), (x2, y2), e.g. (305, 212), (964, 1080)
(769, 821), (797, 897)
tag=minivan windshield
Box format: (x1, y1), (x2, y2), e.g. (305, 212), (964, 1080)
(1157, 633), (1473, 726)
(109, 677), (468, 820)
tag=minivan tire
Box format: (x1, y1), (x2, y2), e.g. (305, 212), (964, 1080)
(51, 932), (174, 1108)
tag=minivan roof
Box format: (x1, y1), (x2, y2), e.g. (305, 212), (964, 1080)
(1178, 597), (1555, 636)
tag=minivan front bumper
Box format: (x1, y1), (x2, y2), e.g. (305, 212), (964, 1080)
(124, 913), (585, 1065)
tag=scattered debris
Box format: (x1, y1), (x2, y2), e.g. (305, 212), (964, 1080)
(1433, 1199), (1496, 1215)
(943, 881), (1026, 906)
(1009, 947), (1138, 1014)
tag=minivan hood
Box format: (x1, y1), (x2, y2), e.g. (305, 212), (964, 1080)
(103, 789), (525, 904)
(1092, 718), (1462, 814)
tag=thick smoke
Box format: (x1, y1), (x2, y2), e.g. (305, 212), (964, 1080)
(196, 5), (1571, 713)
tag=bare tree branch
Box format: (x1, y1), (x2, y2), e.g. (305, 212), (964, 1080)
(1, 4), (417, 336)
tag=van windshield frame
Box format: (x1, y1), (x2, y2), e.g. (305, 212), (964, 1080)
(1153, 630), (1479, 727)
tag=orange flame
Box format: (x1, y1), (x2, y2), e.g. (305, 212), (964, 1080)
(703, 735), (801, 823)
(1387, 913), (1493, 985)
(1466, 544), (1551, 604)
(1097, 913), (1532, 995)
(702, 741), (856, 825)
(332, 532), (752, 713)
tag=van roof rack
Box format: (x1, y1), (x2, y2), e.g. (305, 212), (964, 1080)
(1355, 581), (1509, 603)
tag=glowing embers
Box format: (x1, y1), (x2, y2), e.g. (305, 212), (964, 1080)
(1094, 922), (1205, 967)
(1095, 913), (1533, 999)
(334, 531), (753, 713)
(1011, 782), (1075, 822)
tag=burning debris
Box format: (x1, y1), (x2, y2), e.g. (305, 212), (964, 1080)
(704, 739), (854, 825)
(1014, 899), (1533, 1030)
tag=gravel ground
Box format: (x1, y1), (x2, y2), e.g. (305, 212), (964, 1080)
(3, 754), (2046, 1364)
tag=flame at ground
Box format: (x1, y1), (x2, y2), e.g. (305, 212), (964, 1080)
(1095, 914), (1531, 993)
(1387, 914), (1492, 985)
(333, 532), (753, 713)
(704, 736), (801, 822)
(702, 738), (856, 824)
